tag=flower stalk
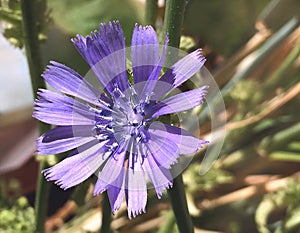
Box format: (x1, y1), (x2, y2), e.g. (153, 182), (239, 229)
(100, 191), (112, 233)
(167, 174), (194, 233)
(163, 0), (186, 48)
(162, 0), (194, 232)
(20, 1), (50, 232)
(145, 0), (158, 26)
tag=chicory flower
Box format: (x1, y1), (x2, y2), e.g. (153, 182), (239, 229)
(33, 21), (208, 218)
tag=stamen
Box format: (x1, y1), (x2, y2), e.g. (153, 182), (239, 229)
(145, 92), (153, 104)
(113, 83), (125, 97)
(95, 134), (109, 140)
(97, 115), (113, 121)
(98, 98), (112, 108)
(105, 142), (118, 150)
(131, 119), (139, 127)
(129, 84), (139, 105)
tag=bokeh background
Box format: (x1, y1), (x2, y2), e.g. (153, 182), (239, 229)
(0, 0), (300, 232)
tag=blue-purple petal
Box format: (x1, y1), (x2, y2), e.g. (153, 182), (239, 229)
(42, 61), (111, 109)
(131, 24), (159, 84)
(34, 21), (209, 219)
(148, 122), (208, 155)
(139, 35), (169, 102)
(39, 125), (93, 143)
(126, 169), (147, 218)
(33, 90), (97, 126)
(94, 140), (128, 193)
(157, 49), (206, 98)
(150, 86), (208, 118)
(36, 125), (98, 155)
(146, 123), (181, 168)
(72, 21), (128, 93)
(126, 142), (147, 218)
(139, 144), (172, 197)
(106, 178), (125, 214)
(43, 140), (110, 190)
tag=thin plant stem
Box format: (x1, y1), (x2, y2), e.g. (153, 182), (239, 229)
(34, 162), (51, 233)
(20, 1), (46, 99)
(162, 1), (194, 233)
(145, 0), (158, 26)
(20, 1), (50, 232)
(167, 174), (194, 233)
(162, 0), (185, 47)
(100, 191), (112, 233)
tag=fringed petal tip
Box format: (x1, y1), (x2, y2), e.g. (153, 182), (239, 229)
(195, 48), (206, 62)
(37, 88), (47, 93)
(34, 90), (54, 107)
(42, 61), (60, 75)
(55, 181), (73, 191)
(128, 207), (146, 219)
(34, 89), (47, 102)
(133, 23), (168, 45)
(163, 156), (179, 169)
(71, 21), (122, 45)
(185, 49), (206, 66)
(201, 85), (209, 91)
(111, 207), (121, 216)
(32, 111), (44, 124)
(42, 169), (70, 191)
(201, 86), (209, 98)
(42, 168), (56, 180)
(71, 34), (86, 45)
(49, 60), (60, 66)
(92, 187), (105, 196)
(100, 20), (121, 30)
(42, 168), (54, 182)
(42, 167), (52, 177)
(163, 33), (169, 47)
(198, 140), (210, 150)
(32, 112), (38, 122)
(35, 135), (44, 154)
(156, 181), (173, 199)
(134, 23), (154, 32)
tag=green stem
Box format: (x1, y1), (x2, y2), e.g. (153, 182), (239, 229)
(145, 0), (158, 26)
(162, 0), (186, 48)
(21, 1), (50, 232)
(147, 1), (193, 231)
(162, 1), (193, 232)
(21, 1), (46, 99)
(100, 192), (112, 233)
(167, 175), (194, 233)
(34, 162), (51, 233)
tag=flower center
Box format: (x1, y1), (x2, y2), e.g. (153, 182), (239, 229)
(90, 81), (154, 146)
(128, 109), (143, 127)
(97, 84), (149, 144)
